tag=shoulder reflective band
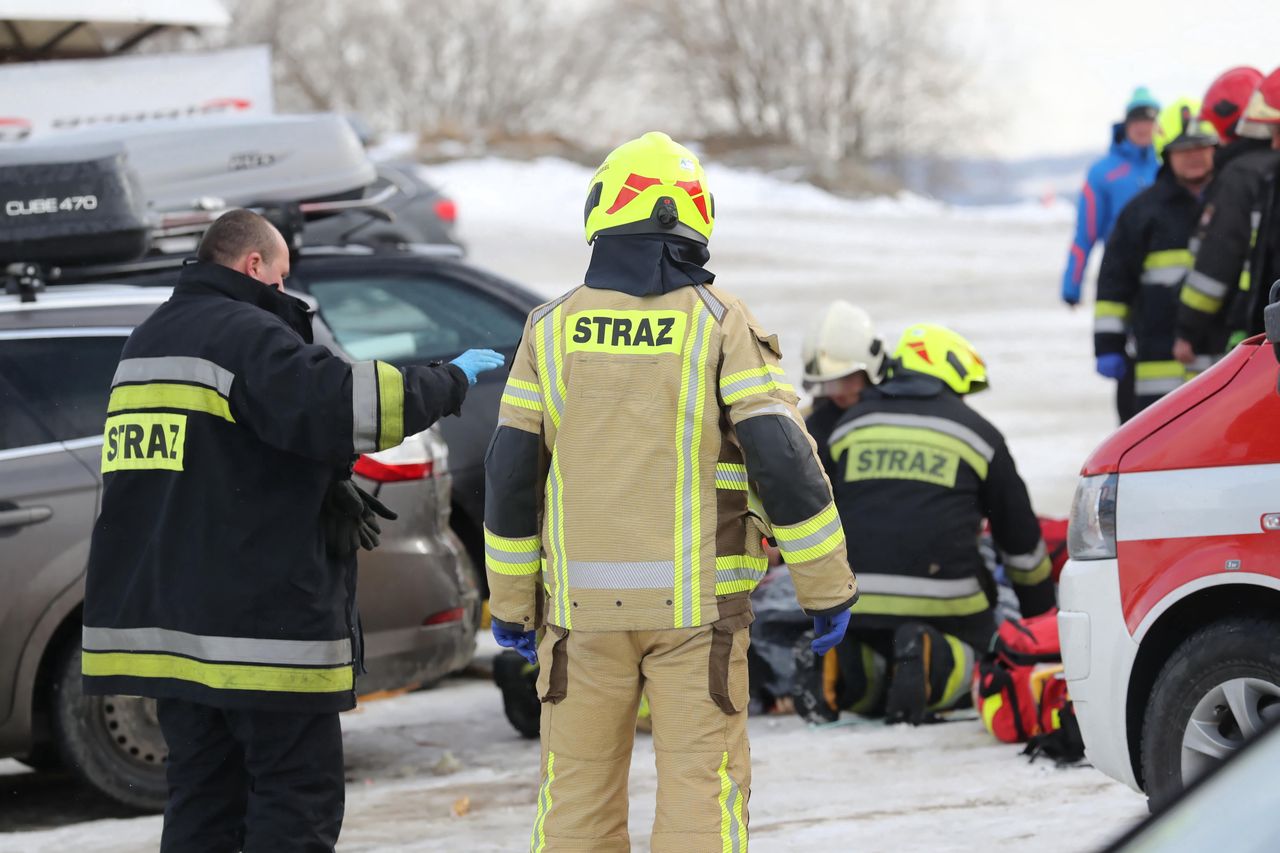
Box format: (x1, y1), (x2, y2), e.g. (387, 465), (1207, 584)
(82, 652), (352, 693)
(351, 360), (405, 453)
(771, 503), (844, 564)
(484, 527), (541, 576)
(717, 751), (747, 853)
(719, 364), (793, 405)
(674, 305), (716, 628)
(102, 413), (187, 472)
(715, 554), (768, 594)
(715, 462), (749, 490)
(530, 751), (555, 853)
(851, 572), (989, 617)
(108, 383), (233, 423)
(501, 377), (543, 412)
(694, 284), (727, 322)
(564, 309), (688, 355)
(1002, 541), (1053, 585)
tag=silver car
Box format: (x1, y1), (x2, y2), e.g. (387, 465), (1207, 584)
(0, 282), (479, 810)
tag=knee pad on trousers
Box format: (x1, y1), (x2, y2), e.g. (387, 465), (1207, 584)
(885, 623), (975, 725)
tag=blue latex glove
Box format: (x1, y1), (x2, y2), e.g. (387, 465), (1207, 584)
(1096, 353), (1127, 380)
(492, 623), (537, 665)
(449, 349), (506, 386)
(811, 609), (851, 656)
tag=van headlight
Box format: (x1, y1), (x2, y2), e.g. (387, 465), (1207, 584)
(1067, 473), (1118, 560)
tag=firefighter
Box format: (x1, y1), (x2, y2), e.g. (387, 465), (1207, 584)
(793, 325), (1055, 726)
(1061, 87), (1161, 309)
(1095, 102), (1219, 420)
(483, 132), (856, 852)
(82, 210), (503, 852)
(800, 299), (886, 468)
(1175, 67), (1280, 361)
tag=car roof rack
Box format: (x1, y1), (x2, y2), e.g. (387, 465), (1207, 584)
(1, 114), (405, 302)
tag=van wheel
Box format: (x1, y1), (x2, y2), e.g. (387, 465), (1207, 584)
(50, 641), (168, 811)
(1141, 618), (1280, 810)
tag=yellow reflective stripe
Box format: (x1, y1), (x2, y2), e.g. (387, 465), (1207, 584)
(501, 392), (542, 412)
(1093, 300), (1130, 320)
(777, 528), (844, 564)
(674, 308), (714, 628)
(1240, 269), (1252, 292)
(772, 503), (839, 542)
(530, 751), (555, 852)
(715, 462), (749, 491)
(831, 425), (990, 480)
(484, 528), (540, 576)
(1135, 360), (1185, 381)
(720, 364), (793, 404)
(564, 309), (688, 354)
(980, 693), (1004, 734)
(929, 634), (972, 712)
(1008, 555), (1053, 586)
(853, 590), (990, 617)
(108, 383), (234, 423)
(1143, 249), (1193, 270)
(81, 651), (352, 693)
(714, 555), (768, 594)
(547, 454), (570, 627)
(716, 751), (746, 853)
(1180, 286), (1222, 314)
(375, 361), (404, 450)
(507, 377), (540, 394)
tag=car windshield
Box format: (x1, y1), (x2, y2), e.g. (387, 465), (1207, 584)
(307, 273), (526, 363)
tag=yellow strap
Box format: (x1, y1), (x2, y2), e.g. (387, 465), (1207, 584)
(82, 651), (352, 693)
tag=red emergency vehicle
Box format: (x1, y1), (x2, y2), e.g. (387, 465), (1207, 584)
(1059, 335), (1280, 808)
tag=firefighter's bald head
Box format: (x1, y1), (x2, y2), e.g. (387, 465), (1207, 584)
(197, 209), (291, 290)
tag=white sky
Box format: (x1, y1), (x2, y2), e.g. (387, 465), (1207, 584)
(961, 0), (1278, 158)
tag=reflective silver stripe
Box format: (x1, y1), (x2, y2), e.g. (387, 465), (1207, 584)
(715, 466), (749, 486)
(719, 374), (775, 400)
(567, 560), (675, 589)
(502, 385), (541, 404)
(694, 284), (726, 322)
(854, 573), (983, 598)
(1136, 377), (1183, 396)
(1003, 540), (1047, 570)
(351, 360), (379, 452)
(733, 402), (794, 421)
(539, 311), (565, 420)
(1189, 355), (1215, 373)
(715, 564), (766, 585)
(1186, 269), (1230, 299)
(775, 513), (843, 553)
(1251, 210), (1263, 230)
(1093, 316), (1127, 334)
(82, 626), (352, 666)
(727, 774), (744, 852)
(530, 289), (576, 325)
(677, 307), (712, 627)
(829, 412), (995, 461)
(1140, 267), (1187, 286)
(485, 542), (539, 564)
(112, 356), (234, 395)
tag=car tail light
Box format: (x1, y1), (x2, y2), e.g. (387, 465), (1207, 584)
(354, 431), (436, 482)
(433, 198), (457, 223)
(424, 607), (465, 626)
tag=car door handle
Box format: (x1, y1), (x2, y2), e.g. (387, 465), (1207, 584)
(0, 506), (53, 529)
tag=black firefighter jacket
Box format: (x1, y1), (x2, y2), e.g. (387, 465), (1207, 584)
(1094, 168), (1212, 409)
(824, 373), (1054, 649)
(82, 260), (468, 713)
(1176, 142), (1280, 350)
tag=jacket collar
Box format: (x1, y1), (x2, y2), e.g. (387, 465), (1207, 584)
(583, 235), (714, 297)
(174, 259), (314, 342)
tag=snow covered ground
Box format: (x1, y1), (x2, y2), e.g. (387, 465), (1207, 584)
(0, 160), (1144, 850)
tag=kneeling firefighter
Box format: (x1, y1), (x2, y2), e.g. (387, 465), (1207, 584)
(793, 324), (1055, 725)
(483, 132), (857, 852)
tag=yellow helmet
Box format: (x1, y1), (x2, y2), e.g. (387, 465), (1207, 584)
(584, 131), (714, 245)
(893, 323), (988, 395)
(1155, 97), (1206, 158)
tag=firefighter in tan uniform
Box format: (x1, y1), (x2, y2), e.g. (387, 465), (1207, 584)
(484, 132), (857, 852)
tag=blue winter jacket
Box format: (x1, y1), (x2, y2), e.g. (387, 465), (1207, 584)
(1061, 124), (1159, 304)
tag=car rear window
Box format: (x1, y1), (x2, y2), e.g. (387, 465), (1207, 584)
(307, 274), (526, 363)
(0, 335), (126, 447)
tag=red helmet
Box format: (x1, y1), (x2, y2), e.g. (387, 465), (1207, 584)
(1238, 67), (1280, 139)
(1200, 66), (1263, 142)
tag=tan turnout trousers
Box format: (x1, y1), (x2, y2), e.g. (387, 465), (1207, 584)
(530, 600), (751, 852)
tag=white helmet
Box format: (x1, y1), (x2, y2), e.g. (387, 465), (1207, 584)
(801, 300), (885, 388)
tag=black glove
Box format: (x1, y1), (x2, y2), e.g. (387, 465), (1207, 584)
(322, 479), (399, 557)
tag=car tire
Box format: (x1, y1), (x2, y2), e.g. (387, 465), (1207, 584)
(50, 641), (168, 811)
(1140, 617), (1280, 811)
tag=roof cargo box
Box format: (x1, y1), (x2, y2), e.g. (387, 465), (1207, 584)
(34, 114), (377, 213)
(0, 142), (148, 265)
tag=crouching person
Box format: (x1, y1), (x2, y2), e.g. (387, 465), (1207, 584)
(793, 324), (1055, 725)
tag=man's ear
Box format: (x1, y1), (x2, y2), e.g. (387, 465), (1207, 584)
(243, 251), (263, 279)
